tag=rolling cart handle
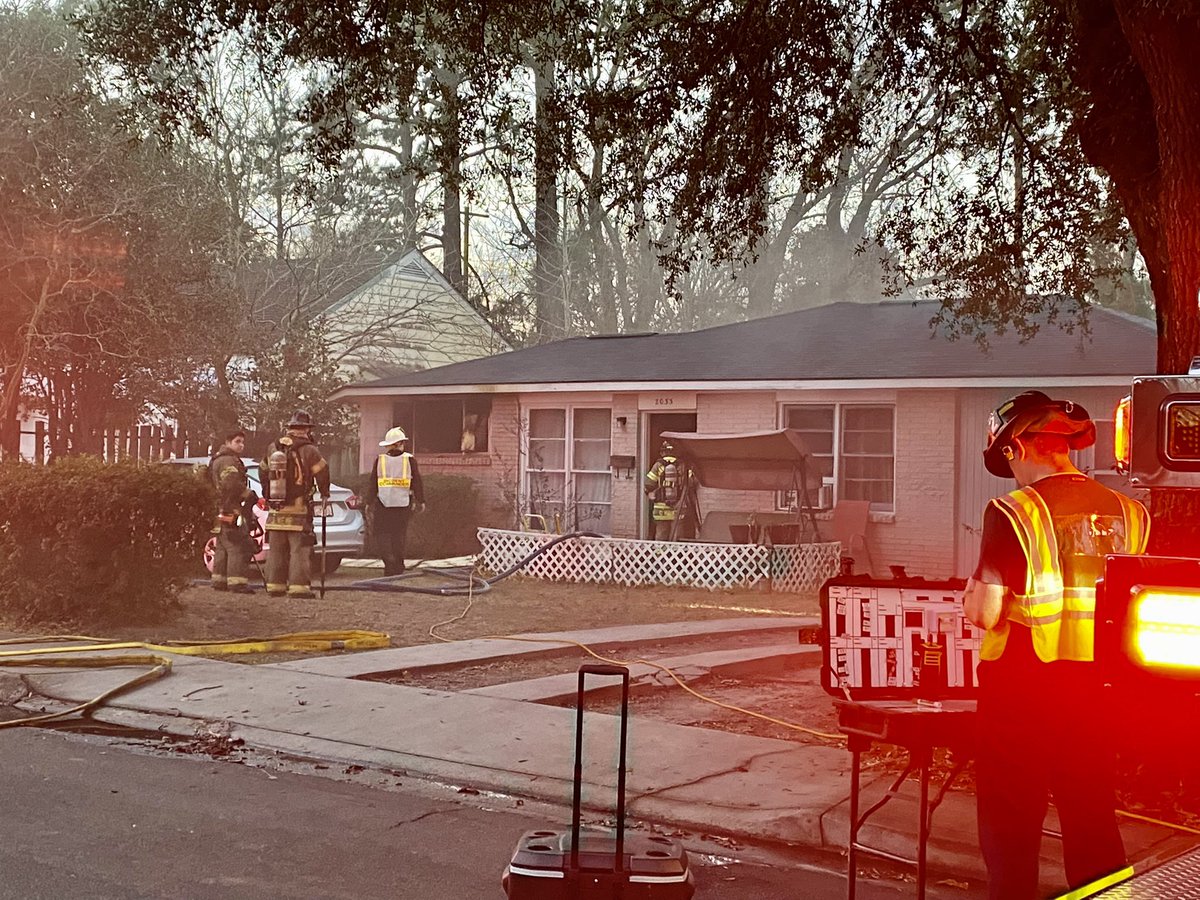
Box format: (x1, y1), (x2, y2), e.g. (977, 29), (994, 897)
(570, 664), (631, 877)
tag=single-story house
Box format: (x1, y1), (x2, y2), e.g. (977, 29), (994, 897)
(334, 300), (1156, 579)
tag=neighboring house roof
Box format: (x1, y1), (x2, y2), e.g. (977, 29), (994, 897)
(319, 248), (511, 381)
(242, 252), (394, 330)
(337, 300), (1156, 396)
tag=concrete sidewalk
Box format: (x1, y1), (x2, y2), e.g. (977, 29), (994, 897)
(1, 621), (1190, 894)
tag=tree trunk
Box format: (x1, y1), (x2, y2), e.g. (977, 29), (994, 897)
(533, 60), (565, 343)
(438, 75), (465, 295)
(1073, 0), (1200, 374)
(1115, 2), (1200, 374)
(587, 143), (618, 333)
(400, 120), (419, 251)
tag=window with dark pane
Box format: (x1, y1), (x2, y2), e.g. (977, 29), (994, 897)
(785, 405), (835, 478)
(840, 406), (894, 511)
(391, 396), (492, 453)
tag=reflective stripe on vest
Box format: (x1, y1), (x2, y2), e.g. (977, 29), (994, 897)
(378, 453), (412, 508)
(980, 486), (1149, 663)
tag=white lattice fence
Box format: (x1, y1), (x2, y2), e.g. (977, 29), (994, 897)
(476, 529), (613, 585)
(770, 542), (843, 593)
(478, 529), (836, 592)
(610, 539), (770, 589)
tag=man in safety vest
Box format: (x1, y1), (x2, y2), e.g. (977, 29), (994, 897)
(963, 391), (1150, 899)
(365, 426), (425, 576)
(643, 440), (696, 541)
(208, 428), (256, 594)
(260, 410), (331, 598)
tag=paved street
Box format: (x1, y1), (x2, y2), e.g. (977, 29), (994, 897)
(0, 726), (978, 899)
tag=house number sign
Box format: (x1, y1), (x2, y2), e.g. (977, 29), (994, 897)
(638, 392), (697, 411)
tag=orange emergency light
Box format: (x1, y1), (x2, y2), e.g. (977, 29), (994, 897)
(1097, 555), (1200, 685)
(1113, 395), (1131, 474)
(1129, 587), (1200, 671)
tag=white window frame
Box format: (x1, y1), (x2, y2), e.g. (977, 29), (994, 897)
(522, 404), (613, 533)
(780, 402), (896, 512)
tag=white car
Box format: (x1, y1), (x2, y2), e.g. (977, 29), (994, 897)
(169, 457), (365, 574)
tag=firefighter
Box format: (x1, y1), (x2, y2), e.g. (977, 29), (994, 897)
(365, 426), (425, 576)
(260, 410), (331, 599)
(963, 391), (1150, 899)
(643, 440), (696, 540)
(208, 428), (255, 594)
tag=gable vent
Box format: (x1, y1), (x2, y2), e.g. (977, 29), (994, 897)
(397, 258), (428, 279)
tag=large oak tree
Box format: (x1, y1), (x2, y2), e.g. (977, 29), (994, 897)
(80, 0), (1200, 371)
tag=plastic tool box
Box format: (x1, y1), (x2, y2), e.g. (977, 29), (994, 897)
(821, 574), (981, 699)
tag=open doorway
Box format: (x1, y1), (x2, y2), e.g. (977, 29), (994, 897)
(641, 412), (697, 538)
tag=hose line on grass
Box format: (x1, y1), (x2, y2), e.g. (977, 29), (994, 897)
(13, 533), (594, 730)
(467, 633), (846, 743)
(334, 531), (603, 596)
(0, 653), (173, 729)
(0, 632), (391, 729)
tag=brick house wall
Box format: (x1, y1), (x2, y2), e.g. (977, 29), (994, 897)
(880, 389), (958, 578)
(609, 393), (641, 539)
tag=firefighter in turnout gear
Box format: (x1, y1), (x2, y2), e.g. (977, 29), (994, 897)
(208, 429), (255, 594)
(365, 426), (425, 576)
(963, 391), (1150, 899)
(643, 439), (697, 541)
(260, 411), (331, 598)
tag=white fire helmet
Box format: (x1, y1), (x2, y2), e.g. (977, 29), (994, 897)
(379, 426), (408, 447)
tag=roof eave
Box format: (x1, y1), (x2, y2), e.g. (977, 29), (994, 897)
(333, 373), (1143, 400)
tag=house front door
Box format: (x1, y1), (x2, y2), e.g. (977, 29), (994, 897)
(642, 412), (697, 538)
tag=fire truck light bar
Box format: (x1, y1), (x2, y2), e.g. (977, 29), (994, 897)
(1131, 587), (1200, 670)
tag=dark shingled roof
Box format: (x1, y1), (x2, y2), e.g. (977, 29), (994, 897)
(344, 301), (1156, 390)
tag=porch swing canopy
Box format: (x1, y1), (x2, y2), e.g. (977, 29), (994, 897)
(658, 428), (822, 493)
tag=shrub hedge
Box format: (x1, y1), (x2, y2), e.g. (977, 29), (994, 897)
(352, 471), (481, 560)
(0, 458), (213, 627)
(408, 473), (482, 559)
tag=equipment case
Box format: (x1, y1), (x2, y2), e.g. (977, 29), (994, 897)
(821, 574), (981, 699)
(501, 664), (694, 899)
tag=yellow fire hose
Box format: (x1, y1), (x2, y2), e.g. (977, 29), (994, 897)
(0, 631), (392, 657)
(0, 630), (391, 729)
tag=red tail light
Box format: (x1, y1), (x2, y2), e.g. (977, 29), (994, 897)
(346, 494), (360, 510)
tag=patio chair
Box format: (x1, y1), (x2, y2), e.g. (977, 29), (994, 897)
(828, 500), (875, 576)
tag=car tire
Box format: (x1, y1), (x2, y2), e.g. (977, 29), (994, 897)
(318, 554), (342, 575)
(203, 536), (217, 574)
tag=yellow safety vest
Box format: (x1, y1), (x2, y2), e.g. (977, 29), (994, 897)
(377, 453), (413, 508)
(980, 485), (1149, 663)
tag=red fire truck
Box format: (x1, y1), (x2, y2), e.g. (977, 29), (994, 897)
(1086, 364), (1200, 895)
